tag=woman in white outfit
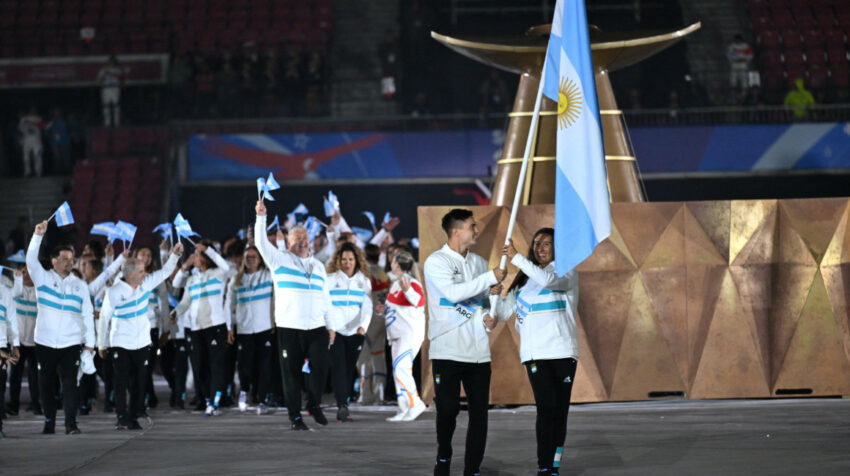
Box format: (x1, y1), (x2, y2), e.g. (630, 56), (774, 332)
(490, 228), (579, 476)
(380, 250), (427, 422)
(326, 242), (372, 422)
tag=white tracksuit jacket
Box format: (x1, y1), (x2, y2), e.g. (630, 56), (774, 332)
(225, 269), (274, 335)
(385, 275), (425, 342)
(14, 285), (37, 347)
(423, 244), (497, 363)
(27, 234), (95, 349)
(493, 254), (579, 363)
(326, 270), (372, 336)
(0, 282), (20, 348)
(255, 215), (332, 330)
(174, 248), (233, 331)
(98, 254), (179, 350)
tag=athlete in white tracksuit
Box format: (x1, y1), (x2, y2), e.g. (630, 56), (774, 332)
(325, 242), (372, 422)
(491, 229), (579, 476)
(382, 250), (427, 422)
(225, 246), (275, 414)
(97, 56), (123, 126)
(8, 267), (40, 416)
(18, 108), (44, 177)
(0, 271), (21, 436)
(255, 200), (334, 430)
(98, 245), (182, 429)
(423, 208), (506, 476)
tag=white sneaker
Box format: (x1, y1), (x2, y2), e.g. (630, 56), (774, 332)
(257, 403), (268, 415)
(386, 410), (407, 422)
(204, 405), (219, 417)
(402, 401), (427, 421)
(238, 391), (248, 412)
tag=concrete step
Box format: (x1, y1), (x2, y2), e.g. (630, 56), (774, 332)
(0, 176), (71, 238)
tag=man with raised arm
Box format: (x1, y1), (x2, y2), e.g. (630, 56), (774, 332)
(26, 220), (95, 435)
(254, 200), (334, 431)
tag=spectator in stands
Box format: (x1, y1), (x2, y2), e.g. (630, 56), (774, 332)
(726, 34), (754, 102)
(18, 107), (45, 177)
(46, 108), (71, 174)
(168, 55), (194, 118)
(97, 55), (124, 126)
(379, 31), (401, 101)
(479, 70), (510, 117)
(784, 78), (815, 120)
(216, 60), (240, 118)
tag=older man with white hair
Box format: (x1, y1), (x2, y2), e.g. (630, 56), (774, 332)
(98, 243), (183, 430)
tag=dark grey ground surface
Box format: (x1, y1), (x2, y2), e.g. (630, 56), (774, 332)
(1, 392), (849, 475)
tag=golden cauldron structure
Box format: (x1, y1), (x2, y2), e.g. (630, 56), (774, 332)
(432, 22), (701, 204)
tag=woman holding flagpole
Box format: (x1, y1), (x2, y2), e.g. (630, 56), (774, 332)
(489, 228), (579, 476)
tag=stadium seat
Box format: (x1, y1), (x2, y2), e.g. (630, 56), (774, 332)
(783, 48), (805, 68)
(827, 48), (849, 65)
(831, 65), (850, 87)
(815, 11), (836, 29)
(781, 29), (802, 48)
(824, 29), (845, 48)
(806, 48), (827, 65)
(808, 64), (828, 88)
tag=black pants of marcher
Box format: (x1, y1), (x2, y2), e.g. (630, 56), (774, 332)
(201, 324), (229, 404)
(96, 351), (114, 407)
(237, 330), (274, 403)
(145, 328), (160, 406)
(160, 338), (175, 392)
(0, 357), (7, 430)
(170, 338), (189, 403)
(276, 326), (329, 421)
(431, 359), (491, 474)
(187, 329), (209, 402)
(36, 344), (81, 429)
(525, 358), (578, 471)
(330, 333), (365, 407)
(79, 372), (97, 410)
(112, 346), (150, 424)
(8, 345), (39, 412)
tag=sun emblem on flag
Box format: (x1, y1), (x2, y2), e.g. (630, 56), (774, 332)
(557, 76), (583, 129)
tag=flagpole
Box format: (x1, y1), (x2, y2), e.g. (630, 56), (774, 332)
(488, 74), (546, 318)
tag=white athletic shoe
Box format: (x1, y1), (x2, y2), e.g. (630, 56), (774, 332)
(257, 403), (269, 415)
(402, 401), (427, 421)
(204, 405), (219, 417)
(386, 410), (407, 422)
(238, 391), (248, 412)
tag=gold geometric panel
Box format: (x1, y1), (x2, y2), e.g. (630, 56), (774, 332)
(577, 270), (637, 395)
(608, 277), (685, 401)
(779, 198), (848, 264)
(771, 270), (850, 396)
(822, 200), (850, 266)
(642, 205), (686, 269)
(769, 264), (818, 387)
(689, 270), (771, 398)
(731, 200), (777, 266)
(685, 264), (726, 389)
(612, 202), (681, 269)
(778, 205), (819, 266)
(641, 267), (688, 384)
(729, 264), (772, 380)
(686, 201), (731, 264)
(821, 263), (850, 366)
(572, 313), (608, 402)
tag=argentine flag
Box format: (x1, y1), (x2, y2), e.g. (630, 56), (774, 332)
(54, 201), (75, 227)
(542, 0), (611, 275)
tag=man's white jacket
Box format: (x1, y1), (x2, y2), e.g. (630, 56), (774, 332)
(98, 254), (179, 350)
(27, 234), (95, 349)
(255, 215), (332, 330)
(423, 244), (497, 363)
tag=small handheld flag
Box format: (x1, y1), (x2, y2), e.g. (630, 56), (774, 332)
(7, 250), (25, 263)
(266, 214), (281, 231)
(362, 211), (376, 231)
(410, 238), (420, 249)
(115, 221), (137, 248)
(91, 222), (120, 243)
(167, 294), (179, 308)
(174, 213), (200, 245)
(324, 190), (340, 217)
(304, 216), (323, 242)
(382, 212), (391, 226)
(236, 228), (246, 240)
(257, 172), (281, 201)
(51, 201), (75, 227)
(153, 223), (172, 239)
(350, 226), (373, 244)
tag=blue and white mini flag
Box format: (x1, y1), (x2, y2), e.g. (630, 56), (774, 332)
(382, 212), (391, 226)
(236, 228), (246, 240)
(287, 203), (309, 227)
(410, 238), (420, 249)
(115, 221), (137, 243)
(7, 250), (25, 263)
(542, 0), (611, 275)
(53, 201), (74, 227)
(174, 213), (200, 239)
(324, 190), (340, 217)
(256, 177), (275, 201)
(266, 172), (281, 191)
(351, 226), (373, 244)
(91, 222), (120, 243)
(266, 214), (281, 231)
(304, 216), (323, 242)
(362, 211), (376, 229)
(291, 203), (308, 216)
(152, 223), (172, 240)
(168, 294), (179, 308)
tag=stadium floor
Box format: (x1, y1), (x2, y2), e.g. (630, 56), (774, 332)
(2, 391), (848, 475)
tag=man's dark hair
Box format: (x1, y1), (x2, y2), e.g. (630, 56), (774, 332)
(50, 245), (74, 259)
(364, 244), (381, 264)
(441, 209), (473, 237)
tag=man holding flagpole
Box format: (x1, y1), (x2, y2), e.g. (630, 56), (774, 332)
(27, 219), (94, 435)
(423, 208), (506, 476)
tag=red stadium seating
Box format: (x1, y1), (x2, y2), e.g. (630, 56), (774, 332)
(781, 29), (802, 48)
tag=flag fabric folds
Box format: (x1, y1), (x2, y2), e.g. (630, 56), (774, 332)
(173, 213), (200, 240)
(91, 222), (120, 243)
(324, 190), (340, 217)
(350, 226), (373, 244)
(304, 216), (323, 242)
(542, 0), (612, 275)
(266, 214), (281, 231)
(257, 172), (281, 201)
(54, 201), (75, 227)
(362, 211), (376, 230)
(382, 212), (391, 226)
(115, 221), (137, 243)
(7, 250), (25, 263)
(153, 223), (172, 240)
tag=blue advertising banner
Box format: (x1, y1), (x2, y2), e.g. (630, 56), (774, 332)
(187, 131), (504, 181)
